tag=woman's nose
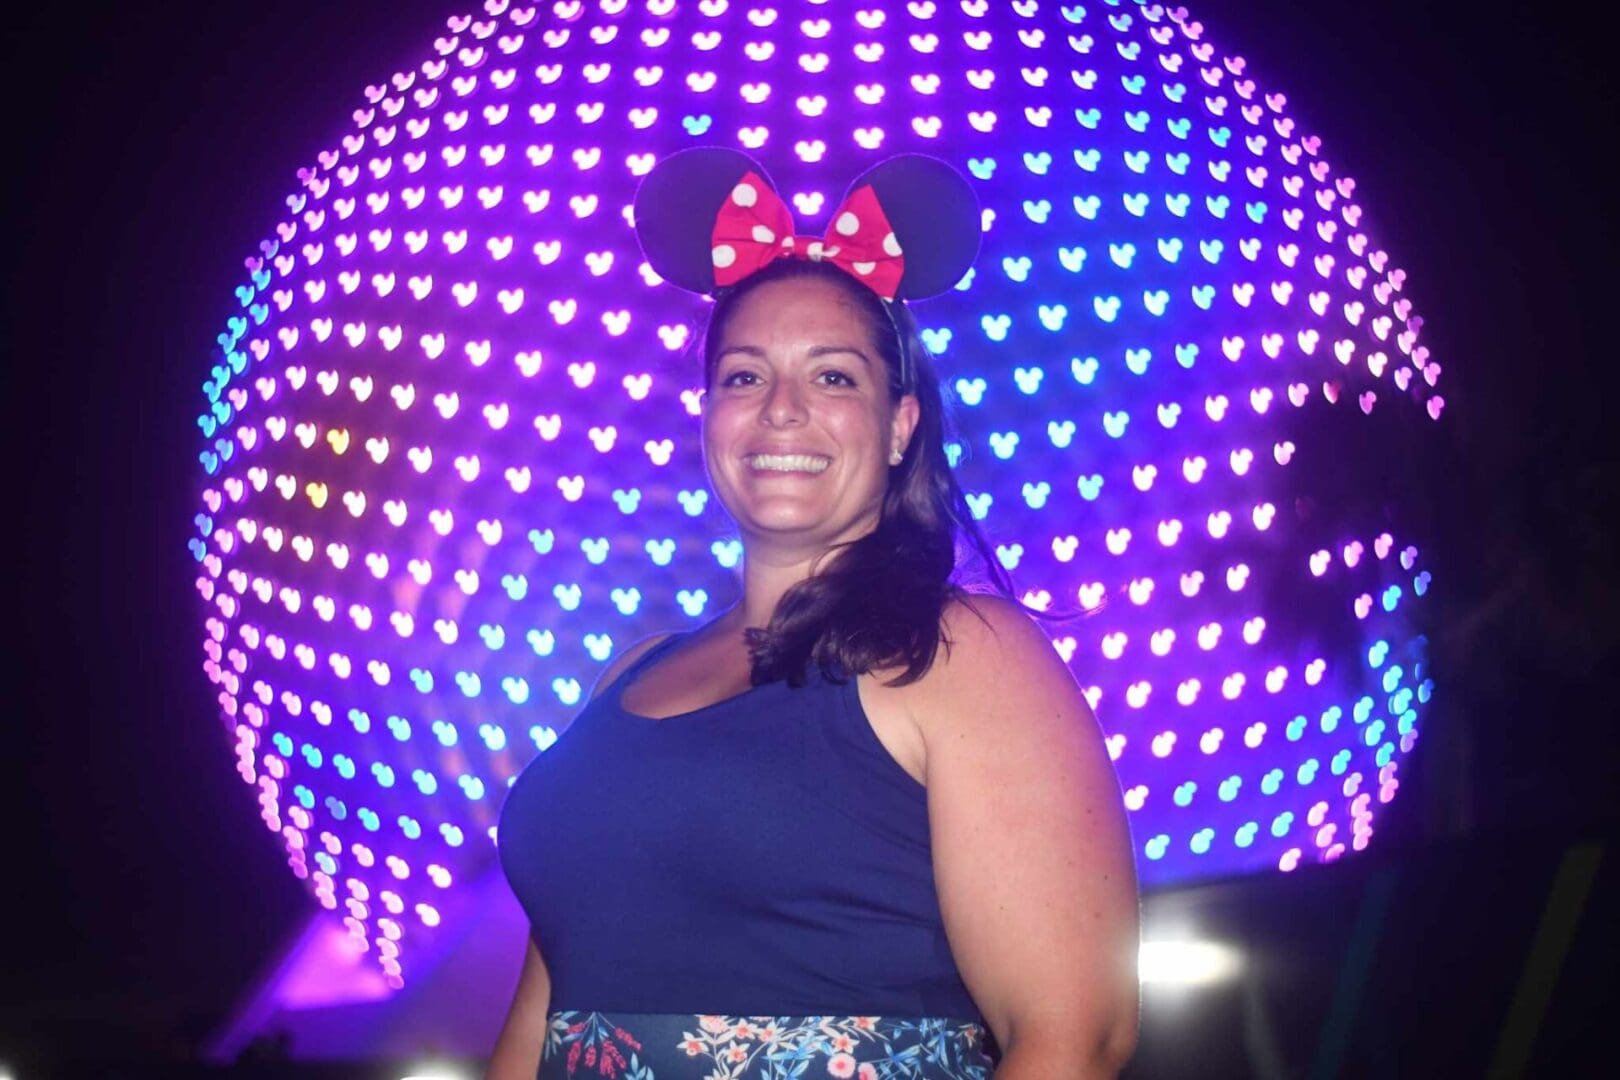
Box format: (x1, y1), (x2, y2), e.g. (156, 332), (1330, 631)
(761, 378), (807, 425)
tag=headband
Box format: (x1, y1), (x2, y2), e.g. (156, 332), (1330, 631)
(633, 148), (981, 391)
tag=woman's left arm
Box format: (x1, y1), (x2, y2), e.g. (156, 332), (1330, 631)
(919, 596), (1141, 1078)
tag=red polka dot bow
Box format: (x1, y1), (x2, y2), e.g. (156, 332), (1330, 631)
(710, 171), (906, 300)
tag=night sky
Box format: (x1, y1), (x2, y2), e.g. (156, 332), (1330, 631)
(5, 0), (1615, 1067)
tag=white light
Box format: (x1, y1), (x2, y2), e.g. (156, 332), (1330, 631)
(1138, 938), (1244, 986)
(400, 1069), (467, 1080)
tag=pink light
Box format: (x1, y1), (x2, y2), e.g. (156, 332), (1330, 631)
(1224, 674), (1247, 701)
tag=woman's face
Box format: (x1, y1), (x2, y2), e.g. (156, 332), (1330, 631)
(702, 275), (919, 551)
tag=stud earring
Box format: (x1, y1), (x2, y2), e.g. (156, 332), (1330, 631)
(889, 449), (903, 465)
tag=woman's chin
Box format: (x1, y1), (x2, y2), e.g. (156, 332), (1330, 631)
(739, 511), (826, 535)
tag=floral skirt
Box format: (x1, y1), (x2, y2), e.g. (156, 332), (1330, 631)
(538, 1010), (998, 1079)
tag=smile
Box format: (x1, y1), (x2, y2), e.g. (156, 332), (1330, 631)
(746, 453), (831, 474)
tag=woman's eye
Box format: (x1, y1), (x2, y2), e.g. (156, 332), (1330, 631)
(720, 370), (852, 387)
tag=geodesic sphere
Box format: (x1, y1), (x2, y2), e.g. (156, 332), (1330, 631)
(191, 0), (1443, 984)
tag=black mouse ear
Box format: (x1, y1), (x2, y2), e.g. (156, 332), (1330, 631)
(842, 154), (981, 300)
(633, 147), (777, 295)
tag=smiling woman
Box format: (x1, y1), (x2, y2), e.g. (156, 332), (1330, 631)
(491, 149), (1140, 1079)
(699, 264), (932, 671)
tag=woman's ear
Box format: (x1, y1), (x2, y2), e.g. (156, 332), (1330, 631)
(890, 393), (921, 461)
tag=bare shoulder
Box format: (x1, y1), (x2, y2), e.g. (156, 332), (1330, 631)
(588, 631), (678, 702)
(936, 594), (1073, 683)
(908, 593), (1090, 736)
(940, 592), (1051, 648)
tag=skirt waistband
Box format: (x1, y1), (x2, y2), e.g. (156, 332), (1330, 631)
(540, 1010), (996, 1079)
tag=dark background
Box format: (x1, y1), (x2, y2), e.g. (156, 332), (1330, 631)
(4, 0), (1615, 1073)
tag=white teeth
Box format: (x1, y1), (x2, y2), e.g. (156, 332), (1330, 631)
(747, 453), (830, 473)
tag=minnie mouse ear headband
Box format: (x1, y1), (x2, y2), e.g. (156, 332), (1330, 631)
(634, 148), (979, 395)
(633, 146), (980, 305)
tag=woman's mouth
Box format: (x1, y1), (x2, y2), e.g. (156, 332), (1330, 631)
(745, 453), (831, 474)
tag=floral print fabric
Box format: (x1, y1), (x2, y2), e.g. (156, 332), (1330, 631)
(537, 1010), (996, 1080)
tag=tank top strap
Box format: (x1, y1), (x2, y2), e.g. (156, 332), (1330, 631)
(609, 629), (689, 691)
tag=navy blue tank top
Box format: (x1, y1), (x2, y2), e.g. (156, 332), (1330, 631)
(497, 630), (984, 1020)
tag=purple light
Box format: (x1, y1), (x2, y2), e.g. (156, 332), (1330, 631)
(193, 0), (1444, 985)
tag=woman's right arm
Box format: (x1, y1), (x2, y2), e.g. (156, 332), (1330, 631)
(487, 934), (551, 1079)
(485, 632), (677, 1079)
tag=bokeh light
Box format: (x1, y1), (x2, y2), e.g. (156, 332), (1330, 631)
(191, 0), (1442, 984)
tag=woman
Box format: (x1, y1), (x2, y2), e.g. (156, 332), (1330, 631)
(491, 151), (1139, 1079)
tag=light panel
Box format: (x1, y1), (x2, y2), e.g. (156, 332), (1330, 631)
(192, 0), (1443, 985)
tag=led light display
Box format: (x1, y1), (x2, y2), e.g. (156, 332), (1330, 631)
(192, 0), (1443, 986)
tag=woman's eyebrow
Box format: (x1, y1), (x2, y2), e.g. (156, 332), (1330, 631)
(810, 345), (873, 367)
(716, 344), (872, 367)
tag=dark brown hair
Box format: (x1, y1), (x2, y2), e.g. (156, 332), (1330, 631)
(697, 258), (1057, 688)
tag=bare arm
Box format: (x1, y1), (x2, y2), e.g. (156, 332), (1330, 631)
(486, 934), (551, 1080)
(919, 597), (1140, 1077)
(485, 632), (676, 1078)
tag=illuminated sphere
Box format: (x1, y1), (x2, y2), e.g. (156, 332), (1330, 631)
(191, 0), (1444, 984)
